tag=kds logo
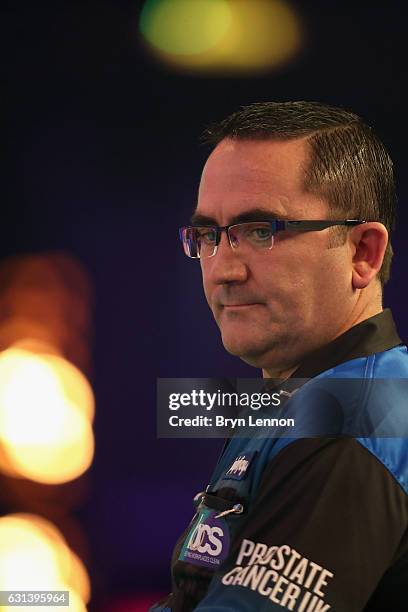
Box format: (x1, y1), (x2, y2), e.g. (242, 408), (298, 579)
(180, 509), (231, 569)
(187, 522), (224, 556)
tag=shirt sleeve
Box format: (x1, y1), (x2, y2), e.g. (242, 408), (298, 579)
(193, 437), (408, 612)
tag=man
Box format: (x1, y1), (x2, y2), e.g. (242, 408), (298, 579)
(152, 102), (408, 611)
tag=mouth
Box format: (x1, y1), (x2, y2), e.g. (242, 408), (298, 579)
(222, 303), (262, 309)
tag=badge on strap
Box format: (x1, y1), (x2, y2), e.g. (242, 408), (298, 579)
(179, 508), (231, 570)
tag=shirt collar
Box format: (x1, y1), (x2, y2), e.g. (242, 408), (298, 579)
(291, 308), (402, 380)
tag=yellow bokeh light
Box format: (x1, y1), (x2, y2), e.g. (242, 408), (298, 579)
(0, 514), (89, 611)
(140, 0), (302, 73)
(68, 550), (91, 605)
(140, 0), (232, 55)
(0, 518), (61, 590)
(0, 347), (94, 484)
(21, 514), (91, 604)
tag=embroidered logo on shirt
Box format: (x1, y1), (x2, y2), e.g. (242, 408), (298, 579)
(224, 451), (257, 480)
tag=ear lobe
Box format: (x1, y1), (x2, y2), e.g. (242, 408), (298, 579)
(351, 223), (388, 289)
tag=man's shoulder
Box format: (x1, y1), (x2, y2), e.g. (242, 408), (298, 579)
(320, 343), (408, 378)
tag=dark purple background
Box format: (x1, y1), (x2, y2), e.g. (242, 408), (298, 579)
(2, 0), (407, 607)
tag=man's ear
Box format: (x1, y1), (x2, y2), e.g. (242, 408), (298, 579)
(350, 222), (388, 289)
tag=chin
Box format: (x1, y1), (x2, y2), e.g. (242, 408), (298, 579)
(220, 324), (290, 368)
(220, 333), (267, 363)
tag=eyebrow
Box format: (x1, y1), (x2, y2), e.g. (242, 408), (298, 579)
(190, 207), (291, 226)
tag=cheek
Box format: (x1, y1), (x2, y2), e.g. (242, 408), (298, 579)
(258, 247), (339, 313)
(200, 262), (212, 306)
(306, 249), (352, 313)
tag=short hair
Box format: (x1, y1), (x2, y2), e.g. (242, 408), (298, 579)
(202, 101), (396, 286)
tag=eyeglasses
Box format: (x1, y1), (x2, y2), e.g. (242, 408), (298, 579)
(179, 219), (366, 259)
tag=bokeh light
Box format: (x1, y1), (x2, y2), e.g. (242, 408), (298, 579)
(140, 0), (232, 55)
(0, 513), (89, 610)
(0, 253), (93, 374)
(139, 0), (302, 73)
(0, 347), (94, 484)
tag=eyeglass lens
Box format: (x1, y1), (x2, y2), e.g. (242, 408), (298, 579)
(182, 223), (275, 258)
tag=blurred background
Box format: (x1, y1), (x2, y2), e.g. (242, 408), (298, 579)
(1, 0), (407, 610)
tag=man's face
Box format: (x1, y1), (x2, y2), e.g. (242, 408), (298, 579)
(195, 137), (356, 373)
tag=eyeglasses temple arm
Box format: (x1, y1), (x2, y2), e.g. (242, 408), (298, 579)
(283, 220), (366, 232)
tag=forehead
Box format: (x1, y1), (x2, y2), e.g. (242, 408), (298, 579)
(196, 137), (328, 223)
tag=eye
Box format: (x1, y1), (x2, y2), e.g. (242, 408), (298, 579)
(197, 228), (217, 245)
(248, 226), (272, 242)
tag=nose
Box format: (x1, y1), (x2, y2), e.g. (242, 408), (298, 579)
(205, 231), (248, 285)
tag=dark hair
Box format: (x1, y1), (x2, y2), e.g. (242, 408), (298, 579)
(203, 101), (396, 286)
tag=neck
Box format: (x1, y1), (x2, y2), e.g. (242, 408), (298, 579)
(262, 293), (383, 381)
(262, 363), (299, 380)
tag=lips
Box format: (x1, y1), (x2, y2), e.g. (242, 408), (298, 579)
(214, 290), (265, 309)
(222, 303), (262, 308)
